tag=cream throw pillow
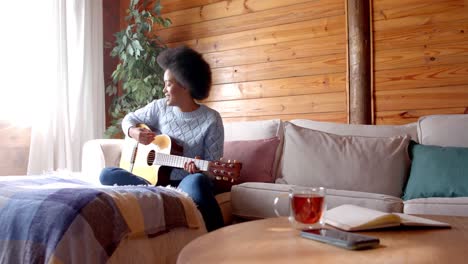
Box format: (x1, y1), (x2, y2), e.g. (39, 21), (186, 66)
(280, 123), (411, 197)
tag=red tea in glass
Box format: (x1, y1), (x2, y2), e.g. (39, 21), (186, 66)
(292, 194), (325, 224)
(273, 186), (326, 230)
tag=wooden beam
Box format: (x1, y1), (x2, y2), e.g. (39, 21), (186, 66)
(103, 0), (121, 127)
(347, 0), (372, 124)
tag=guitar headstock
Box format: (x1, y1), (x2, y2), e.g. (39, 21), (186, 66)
(208, 158), (242, 183)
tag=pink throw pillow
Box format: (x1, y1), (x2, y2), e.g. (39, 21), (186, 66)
(223, 137), (280, 184)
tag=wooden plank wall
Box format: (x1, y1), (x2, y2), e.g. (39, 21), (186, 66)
(373, 0), (468, 124)
(149, 0), (348, 123)
(104, 0), (121, 128)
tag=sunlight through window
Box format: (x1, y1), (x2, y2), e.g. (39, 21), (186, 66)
(0, 1), (56, 126)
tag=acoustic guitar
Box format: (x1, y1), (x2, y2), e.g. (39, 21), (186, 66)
(119, 124), (242, 186)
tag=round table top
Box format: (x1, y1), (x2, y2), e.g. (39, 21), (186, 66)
(177, 216), (468, 264)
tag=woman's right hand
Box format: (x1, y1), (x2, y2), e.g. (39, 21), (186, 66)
(129, 127), (156, 145)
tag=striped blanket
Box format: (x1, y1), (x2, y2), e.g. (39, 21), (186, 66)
(0, 175), (201, 264)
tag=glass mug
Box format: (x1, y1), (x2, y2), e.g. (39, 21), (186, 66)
(274, 186), (326, 230)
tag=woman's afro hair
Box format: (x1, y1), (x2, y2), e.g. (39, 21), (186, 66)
(157, 46), (212, 100)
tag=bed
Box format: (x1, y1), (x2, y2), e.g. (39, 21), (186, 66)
(0, 174), (207, 264)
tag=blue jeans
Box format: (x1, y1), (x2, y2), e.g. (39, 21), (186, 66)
(99, 167), (224, 231)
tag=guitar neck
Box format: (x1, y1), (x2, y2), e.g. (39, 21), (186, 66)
(154, 153), (209, 172)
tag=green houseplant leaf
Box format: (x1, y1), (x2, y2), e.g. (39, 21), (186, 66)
(105, 0), (171, 138)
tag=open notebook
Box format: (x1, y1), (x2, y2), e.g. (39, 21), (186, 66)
(324, 204), (451, 231)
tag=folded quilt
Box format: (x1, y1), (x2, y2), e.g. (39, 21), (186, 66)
(0, 175), (201, 264)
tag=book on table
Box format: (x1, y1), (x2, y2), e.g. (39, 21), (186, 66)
(324, 204), (451, 231)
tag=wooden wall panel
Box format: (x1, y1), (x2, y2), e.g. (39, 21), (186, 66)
(373, 0), (468, 125)
(211, 54), (346, 84)
(373, 0), (467, 31)
(104, 0), (120, 127)
(170, 16), (346, 53)
(149, 0), (348, 123)
(165, 0), (315, 28)
(116, 0), (468, 127)
(158, 0), (344, 43)
(376, 107), (468, 125)
(376, 85), (468, 111)
(223, 112), (348, 123)
(203, 35), (345, 69)
(374, 41), (468, 71)
(374, 20), (468, 51)
(205, 92), (346, 117)
(209, 74), (346, 101)
(160, 0), (225, 14)
(375, 64), (468, 91)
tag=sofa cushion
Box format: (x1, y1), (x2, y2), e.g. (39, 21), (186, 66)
(417, 114), (468, 147)
(278, 123), (411, 197)
(223, 119), (284, 180)
(403, 143), (468, 200)
(224, 137), (280, 184)
(291, 119), (418, 141)
(231, 182), (403, 220)
(404, 197), (468, 217)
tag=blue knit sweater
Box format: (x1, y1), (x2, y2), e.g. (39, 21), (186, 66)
(122, 98), (224, 180)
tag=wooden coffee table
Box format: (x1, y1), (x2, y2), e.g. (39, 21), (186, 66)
(177, 216), (468, 263)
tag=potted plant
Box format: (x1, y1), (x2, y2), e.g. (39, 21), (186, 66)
(105, 0), (171, 137)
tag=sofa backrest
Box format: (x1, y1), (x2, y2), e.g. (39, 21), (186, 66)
(224, 119), (282, 141)
(290, 119), (418, 141)
(417, 114), (468, 147)
(223, 119), (419, 187)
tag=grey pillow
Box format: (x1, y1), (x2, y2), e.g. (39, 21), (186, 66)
(279, 123), (411, 197)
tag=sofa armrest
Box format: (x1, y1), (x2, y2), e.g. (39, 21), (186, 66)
(81, 139), (124, 182)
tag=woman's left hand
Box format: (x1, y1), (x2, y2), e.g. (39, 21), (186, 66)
(184, 156), (201, 174)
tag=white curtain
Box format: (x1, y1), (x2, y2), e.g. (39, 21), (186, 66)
(27, 0), (105, 174)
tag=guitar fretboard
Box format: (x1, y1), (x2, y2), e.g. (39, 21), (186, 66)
(154, 153), (209, 171)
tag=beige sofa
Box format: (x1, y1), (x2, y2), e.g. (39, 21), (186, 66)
(230, 114), (468, 220)
(81, 114), (468, 226)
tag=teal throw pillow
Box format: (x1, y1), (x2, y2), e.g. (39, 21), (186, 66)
(403, 143), (468, 200)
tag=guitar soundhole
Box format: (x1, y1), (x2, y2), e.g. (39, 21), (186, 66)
(147, 150), (156, 166)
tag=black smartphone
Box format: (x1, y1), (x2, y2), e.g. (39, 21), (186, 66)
(300, 228), (380, 250)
